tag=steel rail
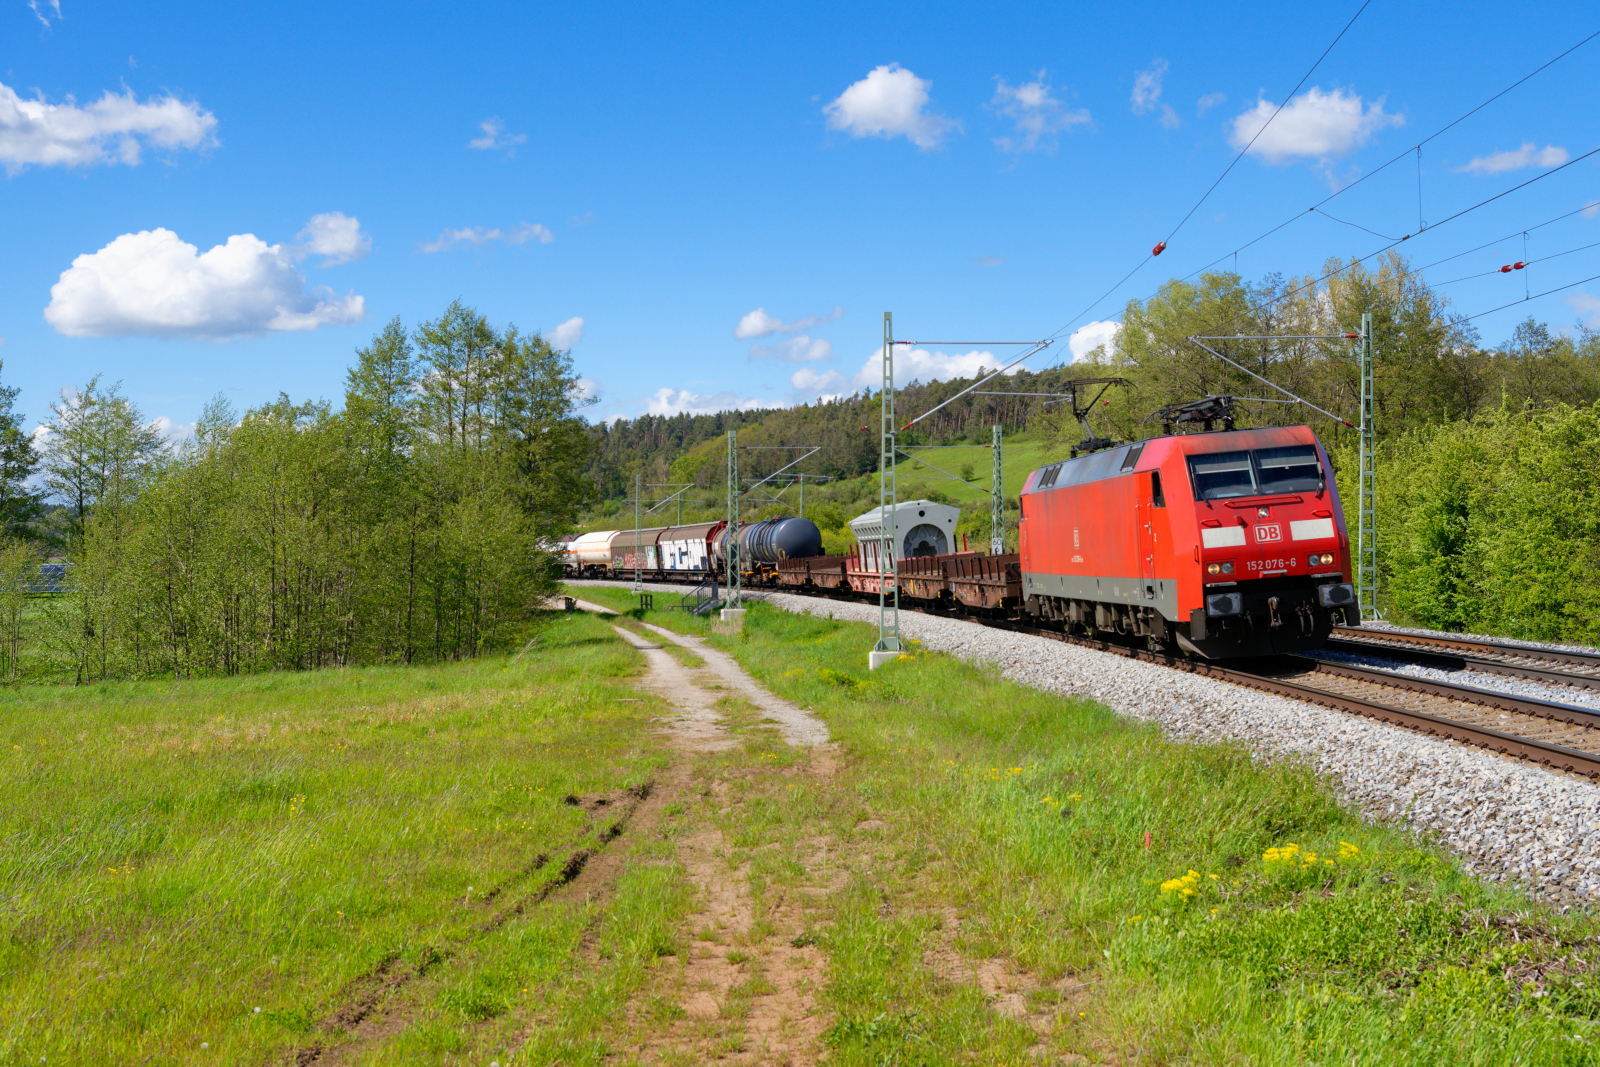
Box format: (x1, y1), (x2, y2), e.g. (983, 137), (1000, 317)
(965, 618), (1600, 780)
(1331, 626), (1600, 672)
(1323, 636), (1600, 691)
(1287, 657), (1600, 730)
(568, 576), (1600, 778)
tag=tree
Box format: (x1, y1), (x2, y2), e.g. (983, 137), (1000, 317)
(0, 361), (43, 539)
(40, 377), (165, 544)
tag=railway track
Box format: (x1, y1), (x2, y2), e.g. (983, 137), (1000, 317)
(1326, 625), (1600, 691)
(571, 577), (1600, 780)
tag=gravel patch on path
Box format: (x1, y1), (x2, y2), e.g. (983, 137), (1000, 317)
(577, 580), (1600, 908)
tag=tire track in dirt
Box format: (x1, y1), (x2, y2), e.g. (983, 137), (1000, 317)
(284, 783), (654, 1065)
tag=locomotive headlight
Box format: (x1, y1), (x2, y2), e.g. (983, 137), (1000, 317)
(1206, 563), (1221, 575)
(1221, 562), (1234, 574)
(1313, 553), (1335, 566)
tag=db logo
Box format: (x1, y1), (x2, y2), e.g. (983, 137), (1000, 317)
(1254, 524), (1282, 543)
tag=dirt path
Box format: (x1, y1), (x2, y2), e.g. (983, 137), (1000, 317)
(584, 611), (838, 1064)
(297, 600), (843, 1065)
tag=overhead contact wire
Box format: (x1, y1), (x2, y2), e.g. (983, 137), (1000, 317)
(1181, 27), (1600, 283)
(1041, 0), (1374, 347)
(1461, 272), (1600, 324)
(1433, 239), (1600, 287)
(1244, 147), (1600, 317)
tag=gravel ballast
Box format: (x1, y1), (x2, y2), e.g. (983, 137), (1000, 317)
(581, 580), (1600, 907)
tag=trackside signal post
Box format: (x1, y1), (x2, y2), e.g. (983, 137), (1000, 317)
(632, 470), (643, 595)
(1357, 311), (1378, 621)
(991, 425), (1005, 555)
(869, 312), (903, 670)
(723, 429), (743, 622)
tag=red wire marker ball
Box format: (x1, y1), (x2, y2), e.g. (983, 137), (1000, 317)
(1152, 241), (1167, 256)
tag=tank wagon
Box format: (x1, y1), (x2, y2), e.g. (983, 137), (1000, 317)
(1018, 425), (1356, 658)
(559, 516), (825, 584)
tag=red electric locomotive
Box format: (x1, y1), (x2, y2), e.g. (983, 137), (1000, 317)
(1019, 420), (1357, 659)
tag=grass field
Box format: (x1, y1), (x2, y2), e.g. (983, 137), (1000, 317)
(576, 584), (1600, 1066)
(8, 585), (1600, 1064)
(0, 608), (678, 1064)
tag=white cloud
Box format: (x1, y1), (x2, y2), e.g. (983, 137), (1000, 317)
(571, 376), (600, 402)
(733, 305), (842, 339)
(1130, 60), (1178, 127)
(1456, 142), (1569, 177)
(990, 70), (1091, 153)
(1196, 91), (1226, 116)
(1585, 200), (1600, 220)
(29, 0), (61, 28)
(296, 211), (370, 265)
(845, 345), (1018, 392)
(419, 222), (553, 253)
(1130, 60), (1166, 113)
(749, 335), (833, 363)
(1069, 320), (1120, 361)
(1229, 87), (1402, 164)
(790, 367), (846, 396)
(641, 388), (787, 417)
(44, 226), (365, 339)
(468, 117), (526, 151)
(973, 255), (1005, 267)
(824, 64), (958, 150)
(0, 80), (217, 174)
(549, 316), (584, 349)
(1568, 293), (1600, 329)
(151, 415), (196, 443)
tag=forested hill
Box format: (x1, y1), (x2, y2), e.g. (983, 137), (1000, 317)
(585, 252), (1600, 506)
(582, 365), (1093, 500)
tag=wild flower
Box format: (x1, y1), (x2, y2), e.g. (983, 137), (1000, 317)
(1263, 842), (1321, 868)
(1159, 870), (1202, 899)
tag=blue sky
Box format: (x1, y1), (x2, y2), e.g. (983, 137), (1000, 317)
(2, 1), (1596, 436)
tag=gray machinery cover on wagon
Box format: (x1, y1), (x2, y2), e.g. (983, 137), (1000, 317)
(848, 500), (961, 574)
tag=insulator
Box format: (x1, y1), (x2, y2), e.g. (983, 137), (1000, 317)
(1343, 333), (1359, 339)
(1514, 261), (1526, 270)
(1152, 241), (1167, 256)
(1500, 265), (1513, 273)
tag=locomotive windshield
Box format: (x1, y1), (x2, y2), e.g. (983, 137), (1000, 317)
(1254, 445), (1323, 494)
(1187, 445), (1324, 500)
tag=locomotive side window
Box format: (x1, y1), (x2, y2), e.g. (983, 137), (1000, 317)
(1254, 445), (1323, 494)
(1188, 451), (1255, 500)
(1150, 471), (1165, 507)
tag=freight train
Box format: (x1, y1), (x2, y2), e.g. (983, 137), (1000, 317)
(561, 516), (824, 582)
(563, 422), (1356, 659)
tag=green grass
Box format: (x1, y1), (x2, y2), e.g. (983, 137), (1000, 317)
(17, 570), (1600, 1064)
(571, 583), (1600, 1065)
(0, 608), (670, 1065)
